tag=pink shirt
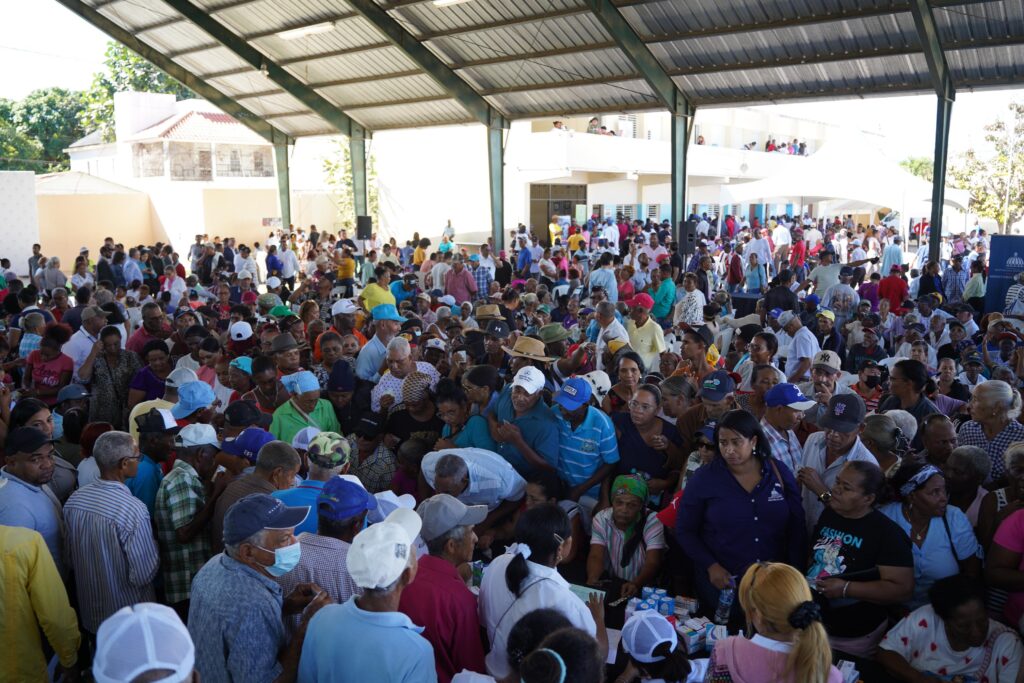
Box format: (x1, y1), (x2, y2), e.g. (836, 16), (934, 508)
(994, 509), (1024, 625)
(444, 267), (477, 304)
(710, 634), (843, 683)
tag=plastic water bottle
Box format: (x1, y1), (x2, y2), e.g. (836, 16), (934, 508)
(714, 586), (735, 625)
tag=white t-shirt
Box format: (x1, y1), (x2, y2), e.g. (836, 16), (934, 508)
(787, 326), (821, 381)
(879, 604), (1022, 682)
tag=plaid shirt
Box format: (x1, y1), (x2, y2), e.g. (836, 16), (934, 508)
(759, 419), (803, 477)
(154, 459), (212, 604)
(958, 420), (1024, 482)
(275, 532), (358, 635)
(347, 436), (398, 493)
(18, 333), (41, 359)
(941, 265), (969, 304)
(473, 265), (493, 301)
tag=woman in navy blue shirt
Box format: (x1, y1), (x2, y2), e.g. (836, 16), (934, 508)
(677, 409), (806, 624)
(608, 383), (684, 506)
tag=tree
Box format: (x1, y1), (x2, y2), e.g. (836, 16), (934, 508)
(949, 102), (1024, 234)
(0, 120), (46, 171)
(899, 155), (934, 182)
(11, 88), (87, 171)
(323, 138), (379, 229)
(80, 42), (195, 142)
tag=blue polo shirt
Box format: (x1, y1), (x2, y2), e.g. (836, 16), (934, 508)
(0, 469), (63, 574)
(516, 247), (532, 275)
(389, 280), (417, 306)
(490, 386), (560, 477)
(272, 480), (325, 535)
(299, 599), (436, 683)
(676, 456), (806, 577)
(125, 454), (164, 515)
(555, 407), (619, 498)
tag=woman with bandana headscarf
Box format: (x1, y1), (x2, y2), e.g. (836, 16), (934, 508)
(269, 370), (340, 444)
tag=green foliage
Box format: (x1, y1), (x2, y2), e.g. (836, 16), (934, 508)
(323, 137), (379, 228)
(949, 102), (1024, 234)
(899, 155), (934, 182)
(11, 88), (87, 170)
(0, 119), (46, 171)
(79, 42), (195, 142)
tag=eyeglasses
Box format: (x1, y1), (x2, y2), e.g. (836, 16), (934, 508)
(628, 400), (656, 411)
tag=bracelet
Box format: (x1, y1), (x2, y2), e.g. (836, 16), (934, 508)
(842, 581), (850, 598)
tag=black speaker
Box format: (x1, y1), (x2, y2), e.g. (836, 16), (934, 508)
(680, 219), (697, 253)
(356, 215), (373, 240)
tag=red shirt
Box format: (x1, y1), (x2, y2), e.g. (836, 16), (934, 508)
(790, 240), (807, 267)
(878, 275), (909, 311)
(398, 555), (486, 683)
(127, 327), (165, 356)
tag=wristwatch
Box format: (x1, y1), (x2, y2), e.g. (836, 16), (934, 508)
(818, 491), (832, 504)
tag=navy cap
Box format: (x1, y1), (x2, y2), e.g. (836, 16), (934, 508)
(328, 359), (355, 392)
(222, 493), (309, 545)
(221, 427), (275, 463)
(818, 394), (867, 434)
(839, 266), (854, 277)
(353, 414), (383, 439)
(485, 319), (511, 339)
(135, 408), (181, 435)
(317, 477), (377, 522)
(699, 370), (736, 401)
(6, 427), (55, 455)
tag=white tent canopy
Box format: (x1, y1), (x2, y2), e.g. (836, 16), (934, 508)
(721, 141), (969, 213)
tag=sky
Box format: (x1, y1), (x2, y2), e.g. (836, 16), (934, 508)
(2, 0), (1022, 162)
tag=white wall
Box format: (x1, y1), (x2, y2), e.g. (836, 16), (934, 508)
(0, 172), (42, 277)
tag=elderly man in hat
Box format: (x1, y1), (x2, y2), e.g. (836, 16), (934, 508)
(626, 293), (667, 372)
(797, 393), (875, 530)
(798, 350), (852, 429)
(127, 367), (198, 441)
(61, 304), (111, 381)
(277, 475), (375, 633)
(127, 408), (180, 514)
(154, 423), (224, 620)
(676, 369), (739, 453)
(0, 426), (67, 576)
(298, 508), (433, 682)
(272, 432), (352, 535)
(399, 494), (487, 682)
(488, 366), (560, 476)
(355, 303), (404, 382)
(270, 332), (302, 375)
(761, 383), (816, 476)
(552, 378), (619, 507)
(370, 336), (441, 413)
(190, 493), (329, 683)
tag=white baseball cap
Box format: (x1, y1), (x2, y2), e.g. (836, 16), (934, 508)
(266, 276), (282, 289)
(621, 610), (679, 664)
(229, 321), (253, 341)
(367, 490), (418, 524)
(174, 423), (220, 448)
(331, 299), (359, 316)
(580, 370), (611, 400)
(165, 367), (199, 389)
(424, 338), (446, 352)
(347, 507), (421, 589)
(93, 603), (195, 683)
(512, 366), (545, 395)
(291, 426), (321, 451)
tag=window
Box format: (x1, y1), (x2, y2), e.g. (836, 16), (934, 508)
(170, 142), (213, 181)
(614, 204), (637, 221)
(214, 145), (273, 178)
(646, 204), (660, 219)
(617, 114), (638, 139)
(132, 142), (164, 177)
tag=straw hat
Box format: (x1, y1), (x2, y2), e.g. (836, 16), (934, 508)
(502, 336), (557, 362)
(475, 304), (503, 321)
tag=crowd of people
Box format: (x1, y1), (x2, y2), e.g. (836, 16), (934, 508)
(2, 210), (1024, 683)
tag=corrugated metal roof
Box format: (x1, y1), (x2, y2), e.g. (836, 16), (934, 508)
(75, 0), (1024, 137)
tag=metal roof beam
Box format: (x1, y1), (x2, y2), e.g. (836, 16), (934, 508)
(340, 94), (451, 111)
(55, 0), (291, 147)
(156, 0), (367, 137)
(479, 74), (642, 96)
(230, 69), (426, 101)
(450, 42), (618, 70)
(132, 0), (266, 34)
(261, 110), (313, 119)
(342, 0), (507, 127)
(910, 0), (955, 100)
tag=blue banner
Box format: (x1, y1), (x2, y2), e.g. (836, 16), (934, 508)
(984, 235), (1024, 314)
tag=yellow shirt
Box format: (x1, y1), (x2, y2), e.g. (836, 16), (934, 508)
(627, 316), (667, 373)
(336, 256), (356, 280)
(549, 222), (562, 245)
(568, 233), (586, 252)
(413, 247), (426, 266)
(0, 525), (80, 682)
(360, 282), (396, 311)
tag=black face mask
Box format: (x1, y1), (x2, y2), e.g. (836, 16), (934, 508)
(864, 376), (881, 389)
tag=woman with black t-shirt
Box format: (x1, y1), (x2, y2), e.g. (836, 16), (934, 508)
(807, 461), (914, 658)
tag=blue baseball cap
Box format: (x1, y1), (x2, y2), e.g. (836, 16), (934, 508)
(768, 308), (783, 319)
(229, 356), (253, 375)
(372, 303), (404, 323)
(697, 419), (718, 443)
(221, 427), (276, 463)
(553, 378), (592, 412)
(222, 493), (309, 546)
(317, 477), (378, 522)
(56, 384), (90, 403)
(764, 383), (816, 410)
(170, 381), (216, 419)
(805, 294), (821, 306)
(699, 370), (736, 401)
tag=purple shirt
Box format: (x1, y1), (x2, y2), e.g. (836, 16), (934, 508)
(129, 366), (167, 402)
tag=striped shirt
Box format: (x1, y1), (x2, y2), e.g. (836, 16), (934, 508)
(759, 420), (803, 476)
(275, 532), (358, 635)
(590, 509), (666, 582)
(64, 479), (159, 633)
(555, 407), (619, 498)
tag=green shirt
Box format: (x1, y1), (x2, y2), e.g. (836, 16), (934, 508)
(650, 279), (676, 319)
(154, 459), (211, 604)
(270, 399), (341, 445)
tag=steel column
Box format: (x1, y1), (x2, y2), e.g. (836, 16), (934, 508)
(909, 0), (956, 262)
(274, 134), (292, 229)
(670, 101), (695, 240)
(488, 118), (506, 252)
(350, 125), (368, 220)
